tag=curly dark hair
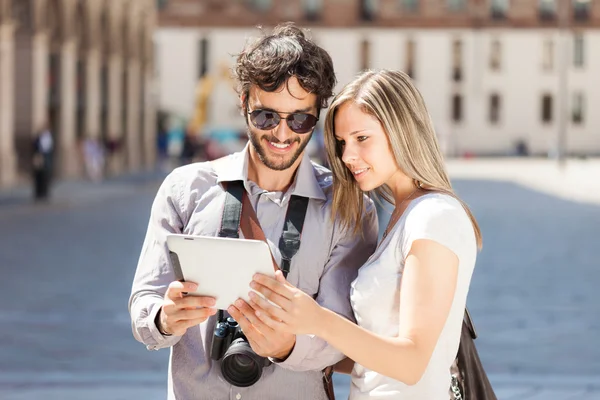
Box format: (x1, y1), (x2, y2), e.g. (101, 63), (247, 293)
(234, 22), (336, 113)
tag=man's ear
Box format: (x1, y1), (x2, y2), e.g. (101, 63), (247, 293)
(240, 93), (247, 115)
(240, 94), (250, 124)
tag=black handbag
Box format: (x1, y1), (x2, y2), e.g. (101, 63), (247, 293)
(450, 309), (497, 400)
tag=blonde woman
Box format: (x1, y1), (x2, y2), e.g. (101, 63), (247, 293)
(244, 70), (482, 399)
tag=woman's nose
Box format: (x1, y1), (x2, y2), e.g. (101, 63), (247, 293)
(341, 143), (358, 164)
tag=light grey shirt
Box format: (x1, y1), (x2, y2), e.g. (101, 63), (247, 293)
(129, 146), (378, 400)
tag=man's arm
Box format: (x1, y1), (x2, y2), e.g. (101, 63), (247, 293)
(128, 171), (187, 350)
(274, 199), (379, 372)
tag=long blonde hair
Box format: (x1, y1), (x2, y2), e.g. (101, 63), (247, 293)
(325, 70), (482, 248)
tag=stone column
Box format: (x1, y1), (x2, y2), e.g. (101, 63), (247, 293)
(32, 32), (49, 134)
(84, 48), (101, 140)
(142, 66), (156, 169)
(57, 38), (79, 178)
(0, 22), (16, 186)
(106, 54), (123, 174)
(125, 59), (142, 170)
(14, 30), (48, 176)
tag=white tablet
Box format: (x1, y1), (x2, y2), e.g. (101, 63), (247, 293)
(166, 234), (276, 310)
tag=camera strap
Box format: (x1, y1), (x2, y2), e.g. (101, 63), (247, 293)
(218, 180), (244, 239)
(218, 180), (309, 278)
(217, 180), (335, 400)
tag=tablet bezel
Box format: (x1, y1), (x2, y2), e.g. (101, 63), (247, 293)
(166, 234), (277, 310)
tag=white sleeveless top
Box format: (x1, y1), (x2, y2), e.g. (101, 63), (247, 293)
(350, 193), (477, 399)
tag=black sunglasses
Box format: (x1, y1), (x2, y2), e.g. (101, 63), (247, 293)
(247, 108), (319, 134)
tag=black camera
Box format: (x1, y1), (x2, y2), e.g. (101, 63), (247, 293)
(210, 315), (272, 387)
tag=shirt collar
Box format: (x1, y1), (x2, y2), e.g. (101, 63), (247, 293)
(214, 144), (248, 184)
(214, 143), (326, 202)
(289, 151), (327, 201)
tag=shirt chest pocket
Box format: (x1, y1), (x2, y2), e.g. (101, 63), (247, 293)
(183, 202), (224, 237)
(285, 245), (326, 298)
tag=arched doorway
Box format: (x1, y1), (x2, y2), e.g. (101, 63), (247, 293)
(121, 15), (129, 165)
(74, 1), (86, 141)
(138, 21), (146, 166)
(0, 0), (17, 185)
(99, 6), (109, 150)
(12, 0), (34, 173)
(47, 0), (61, 158)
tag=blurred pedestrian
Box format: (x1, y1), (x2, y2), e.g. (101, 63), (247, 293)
(104, 135), (121, 175)
(156, 126), (168, 168)
(515, 139), (529, 157)
(180, 125), (198, 165)
(249, 70), (485, 399)
(129, 23), (377, 400)
(31, 125), (54, 201)
(82, 137), (105, 182)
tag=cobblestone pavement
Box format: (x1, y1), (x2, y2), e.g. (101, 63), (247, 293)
(0, 166), (598, 399)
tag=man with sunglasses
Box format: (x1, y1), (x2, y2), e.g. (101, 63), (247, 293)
(129, 23), (378, 400)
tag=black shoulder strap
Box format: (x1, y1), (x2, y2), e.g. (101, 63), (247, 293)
(219, 181), (310, 278)
(218, 181), (243, 238)
(279, 195), (310, 277)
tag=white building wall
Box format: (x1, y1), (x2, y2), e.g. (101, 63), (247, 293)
(313, 29), (362, 98)
(155, 28), (199, 119)
(530, 31), (562, 156)
(369, 30), (404, 72)
(472, 30), (549, 155)
(206, 29), (250, 130)
(568, 31), (600, 154)
(419, 30), (465, 157)
(155, 27), (600, 156)
(506, 30), (561, 156)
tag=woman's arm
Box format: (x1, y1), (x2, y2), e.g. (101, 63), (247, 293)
(249, 238), (459, 385)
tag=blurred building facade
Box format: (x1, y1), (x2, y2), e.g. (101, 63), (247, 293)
(0, 0), (157, 188)
(155, 0), (600, 158)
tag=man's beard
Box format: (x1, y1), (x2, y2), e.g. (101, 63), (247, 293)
(248, 128), (312, 171)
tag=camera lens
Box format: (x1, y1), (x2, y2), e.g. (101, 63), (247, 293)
(233, 354), (254, 368)
(220, 338), (270, 387)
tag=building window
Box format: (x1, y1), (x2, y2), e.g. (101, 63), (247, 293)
(401, 0), (419, 13)
(491, 0), (509, 20)
(249, 0), (272, 11)
(572, 92), (585, 124)
(573, 0), (590, 21)
(198, 38), (208, 78)
(452, 39), (463, 82)
(489, 93), (501, 124)
(360, 39), (371, 71)
(360, 0), (377, 21)
(447, 0), (465, 12)
(490, 39), (501, 71)
(452, 94), (463, 122)
(574, 34), (584, 67)
(541, 94), (553, 123)
(542, 38), (554, 71)
(305, 0), (322, 20)
(406, 39), (416, 79)
(539, 0), (556, 20)
(156, 0), (169, 10)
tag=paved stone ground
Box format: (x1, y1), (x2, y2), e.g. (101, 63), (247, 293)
(0, 160), (598, 399)
(446, 157), (600, 206)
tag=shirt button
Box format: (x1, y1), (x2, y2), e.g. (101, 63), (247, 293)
(235, 394), (241, 400)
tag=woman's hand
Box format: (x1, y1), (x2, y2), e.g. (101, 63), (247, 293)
(248, 270), (324, 336)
